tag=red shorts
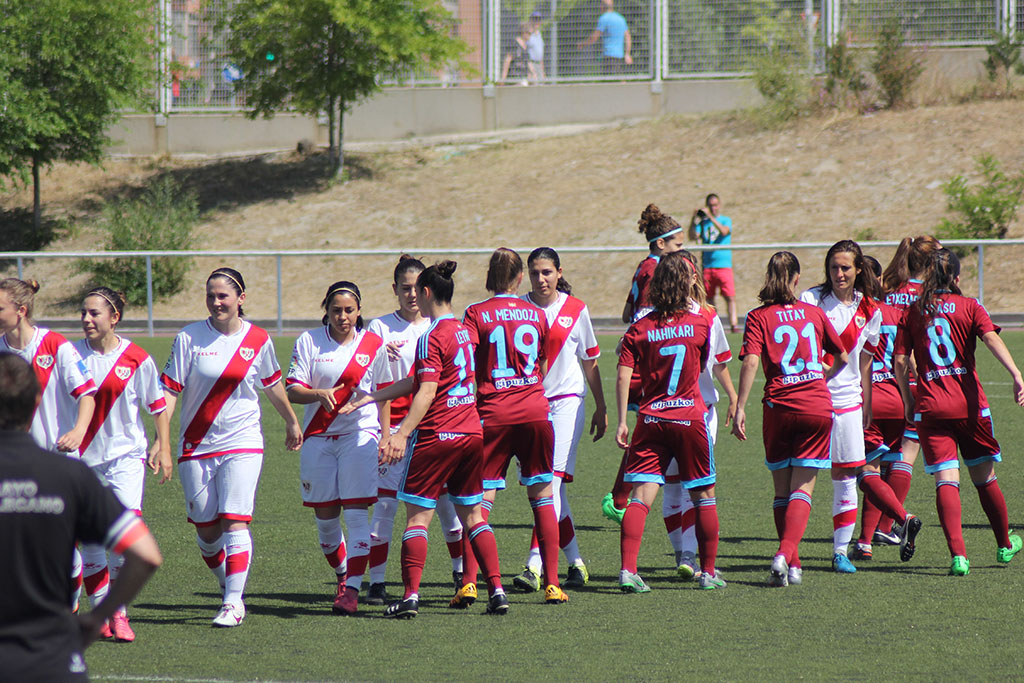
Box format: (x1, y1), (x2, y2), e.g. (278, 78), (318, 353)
(482, 420), (554, 490)
(398, 430), (484, 509)
(916, 413), (1001, 474)
(864, 417), (906, 463)
(625, 415), (714, 489)
(703, 267), (735, 298)
(762, 403), (832, 471)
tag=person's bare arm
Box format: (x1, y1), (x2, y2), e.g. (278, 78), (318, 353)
(579, 29), (601, 48)
(731, 355), (759, 441)
(893, 353), (915, 423)
(982, 330), (1024, 406)
(147, 410), (172, 483)
(583, 358), (607, 441)
(57, 394), (95, 453)
(860, 350), (874, 428)
(264, 381), (302, 451)
(624, 30), (633, 64)
(706, 214), (730, 236)
(614, 364), (633, 449)
(712, 362), (738, 426)
(380, 381), (437, 465)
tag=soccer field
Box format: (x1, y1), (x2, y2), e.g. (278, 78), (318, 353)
(85, 332), (1024, 682)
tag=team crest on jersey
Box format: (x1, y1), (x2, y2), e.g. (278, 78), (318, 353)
(114, 365), (132, 381)
(35, 354), (54, 369)
(239, 347), (255, 361)
(557, 316), (573, 328)
(855, 315), (866, 328)
(355, 353), (370, 367)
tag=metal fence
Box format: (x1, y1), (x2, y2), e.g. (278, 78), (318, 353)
(156, 0), (1018, 112)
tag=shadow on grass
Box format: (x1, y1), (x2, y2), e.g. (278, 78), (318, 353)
(0, 208), (67, 261)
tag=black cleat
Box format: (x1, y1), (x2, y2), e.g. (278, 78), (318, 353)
(365, 582), (388, 606)
(485, 591), (509, 615)
(899, 514), (922, 562)
(452, 571), (463, 592)
(383, 597), (418, 619)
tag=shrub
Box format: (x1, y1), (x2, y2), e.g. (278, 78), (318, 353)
(871, 17), (923, 108)
(77, 177), (198, 305)
(935, 155), (1024, 252)
(823, 34), (869, 107)
(743, 0), (814, 125)
(982, 21), (1024, 95)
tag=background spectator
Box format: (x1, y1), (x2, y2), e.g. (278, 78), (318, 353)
(689, 193), (738, 332)
(578, 0), (632, 75)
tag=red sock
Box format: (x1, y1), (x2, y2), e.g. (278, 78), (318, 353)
(694, 497), (719, 576)
(558, 515), (576, 549)
(663, 510), (682, 535)
(528, 527), (540, 552)
(83, 567), (109, 596)
(620, 499), (650, 574)
(778, 491), (812, 563)
(976, 478), (1011, 548)
(203, 548), (226, 570)
(467, 522), (503, 594)
(858, 498), (884, 544)
(611, 452), (630, 509)
(936, 481), (966, 556)
(446, 535), (463, 561)
(347, 553), (369, 582)
(400, 526), (428, 598)
(530, 496), (560, 587)
(772, 496), (800, 567)
(461, 531), (478, 586)
(858, 472), (906, 525)
(878, 462), (913, 533)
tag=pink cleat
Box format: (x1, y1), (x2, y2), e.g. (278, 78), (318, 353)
(111, 613), (135, 642)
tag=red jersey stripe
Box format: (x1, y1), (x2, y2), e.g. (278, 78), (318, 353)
(79, 342), (150, 455)
(302, 331), (384, 438)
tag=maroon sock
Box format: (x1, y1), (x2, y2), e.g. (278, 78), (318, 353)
(879, 463), (914, 533)
(400, 526), (428, 598)
(620, 499), (650, 574)
(558, 515), (576, 549)
(773, 496), (801, 567)
(778, 491), (812, 563)
(530, 497), (560, 586)
(859, 472), (907, 525)
(936, 481), (966, 556)
(859, 498), (884, 545)
(976, 478), (1011, 548)
(467, 522), (503, 594)
(461, 531), (478, 587)
(611, 452), (630, 509)
(694, 497), (719, 576)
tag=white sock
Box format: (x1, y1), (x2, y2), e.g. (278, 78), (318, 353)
(315, 516), (346, 576)
(680, 496), (697, 555)
(80, 544), (110, 607)
(222, 529), (252, 606)
(71, 546), (83, 611)
(109, 553), (126, 616)
(343, 508), (370, 591)
(832, 477), (858, 554)
(662, 482), (685, 554)
(369, 497), (399, 583)
(437, 495), (464, 573)
(196, 533), (226, 590)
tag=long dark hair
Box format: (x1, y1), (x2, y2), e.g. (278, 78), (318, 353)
(818, 239), (882, 300)
(881, 235), (941, 294)
(418, 260), (457, 304)
(648, 252), (695, 315)
(320, 281), (364, 330)
(917, 249), (962, 317)
(528, 247), (571, 295)
(758, 252), (800, 306)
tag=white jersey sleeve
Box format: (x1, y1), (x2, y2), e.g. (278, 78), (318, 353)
(575, 305), (601, 361)
(161, 329), (192, 394)
(369, 343), (393, 390)
(256, 335), (283, 388)
(138, 356), (167, 415)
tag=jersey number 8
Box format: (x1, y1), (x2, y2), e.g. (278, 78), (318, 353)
(927, 318), (957, 367)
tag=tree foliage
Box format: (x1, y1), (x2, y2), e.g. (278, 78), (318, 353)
(0, 0), (155, 228)
(221, 0), (470, 176)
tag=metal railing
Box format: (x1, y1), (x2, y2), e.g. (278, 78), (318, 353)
(2, 238), (1016, 336)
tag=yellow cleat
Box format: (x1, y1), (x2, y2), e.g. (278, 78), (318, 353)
(449, 582), (477, 609)
(544, 584), (569, 605)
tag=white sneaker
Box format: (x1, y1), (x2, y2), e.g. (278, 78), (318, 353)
(768, 554), (788, 587)
(787, 566), (803, 585)
(212, 602), (245, 627)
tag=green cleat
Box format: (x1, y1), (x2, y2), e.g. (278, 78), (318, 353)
(997, 534), (1023, 564)
(619, 570), (651, 593)
(601, 493), (625, 525)
(512, 566), (541, 593)
(949, 555), (970, 576)
(698, 571), (726, 590)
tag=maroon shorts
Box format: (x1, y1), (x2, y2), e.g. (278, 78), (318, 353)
(625, 415), (714, 489)
(917, 414), (1001, 474)
(703, 267), (735, 298)
(482, 420), (554, 490)
(762, 403), (832, 471)
(398, 430), (484, 509)
(865, 417), (906, 463)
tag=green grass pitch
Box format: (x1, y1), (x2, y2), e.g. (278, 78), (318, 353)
(84, 332), (1024, 681)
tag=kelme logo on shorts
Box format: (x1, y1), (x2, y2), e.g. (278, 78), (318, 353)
(35, 354), (54, 369)
(355, 353), (370, 366)
(239, 347), (255, 361)
(115, 365), (132, 381)
(557, 316), (573, 328)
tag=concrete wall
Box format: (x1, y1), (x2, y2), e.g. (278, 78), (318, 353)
(106, 47), (989, 156)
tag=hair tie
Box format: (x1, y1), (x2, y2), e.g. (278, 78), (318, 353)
(649, 226), (682, 244)
(211, 270), (244, 292)
(88, 290), (120, 312)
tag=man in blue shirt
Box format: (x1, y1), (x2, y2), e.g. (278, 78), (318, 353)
(578, 0), (632, 74)
(688, 193), (738, 332)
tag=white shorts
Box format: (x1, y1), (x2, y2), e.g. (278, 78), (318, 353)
(90, 456), (146, 513)
(665, 407), (717, 481)
(377, 426), (411, 498)
(830, 407), (866, 468)
(550, 395), (586, 481)
(179, 451), (263, 526)
(300, 430), (379, 507)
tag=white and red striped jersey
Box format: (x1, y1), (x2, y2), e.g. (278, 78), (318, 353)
(1, 327), (96, 453)
(693, 302), (732, 406)
(286, 326), (391, 437)
(521, 292), (600, 400)
(160, 319), (282, 461)
(366, 312), (431, 427)
(74, 337), (166, 467)
(800, 286), (882, 411)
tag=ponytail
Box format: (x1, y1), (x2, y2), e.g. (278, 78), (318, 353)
(917, 249), (961, 317)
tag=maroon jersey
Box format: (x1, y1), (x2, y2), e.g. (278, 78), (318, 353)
(413, 315), (482, 435)
(894, 294), (999, 420)
(618, 310), (710, 421)
(741, 302), (843, 416)
(885, 279), (924, 313)
(625, 255), (659, 318)
(462, 295), (550, 426)
(870, 301), (904, 420)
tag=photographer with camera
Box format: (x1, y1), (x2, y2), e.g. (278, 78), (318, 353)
(689, 193), (738, 333)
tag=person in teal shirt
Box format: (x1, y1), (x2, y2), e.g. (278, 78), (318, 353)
(578, 0), (632, 74)
(689, 193), (738, 332)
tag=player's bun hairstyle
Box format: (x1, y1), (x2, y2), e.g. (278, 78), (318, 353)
(527, 247), (572, 295)
(0, 352), (40, 430)
(882, 235), (941, 294)
(918, 248), (962, 317)
(85, 287), (127, 322)
(0, 278), (40, 321)
(818, 239), (882, 301)
(207, 267), (246, 318)
(758, 251), (801, 306)
(485, 247), (523, 294)
(648, 252), (695, 315)
(636, 203), (680, 243)
(677, 248), (710, 312)
(394, 254), (426, 284)
(321, 281), (364, 330)
(417, 260), (458, 304)
(864, 255), (883, 279)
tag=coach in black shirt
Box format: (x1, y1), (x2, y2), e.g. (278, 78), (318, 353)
(0, 352), (162, 682)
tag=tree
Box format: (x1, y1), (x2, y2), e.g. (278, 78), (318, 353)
(0, 0), (155, 231)
(221, 0), (469, 178)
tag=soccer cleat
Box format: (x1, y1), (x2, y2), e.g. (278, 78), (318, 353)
(950, 555), (970, 576)
(619, 570), (651, 593)
(383, 597), (419, 619)
(832, 552), (857, 574)
(898, 514), (923, 562)
(564, 562), (589, 588)
(333, 586), (358, 615)
(849, 542), (873, 561)
(787, 566), (803, 586)
(601, 493), (625, 525)
(485, 591), (509, 615)
(365, 582), (388, 606)
(676, 551), (698, 581)
(997, 534), (1023, 564)
(544, 584), (569, 604)
(452, 571), (463, 592)
(212, 602), (245, 627)
(110, 613), (135, 643)
(697, 571), (726, 590)
(873, 527), (901, 546)
(448, 582), (478, 609)
(768, 554), (788, 587)
(512, 566), (541, 593)
(98, 620), (114, 640)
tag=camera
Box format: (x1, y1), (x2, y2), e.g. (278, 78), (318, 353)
(696, 209), (707, 219)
